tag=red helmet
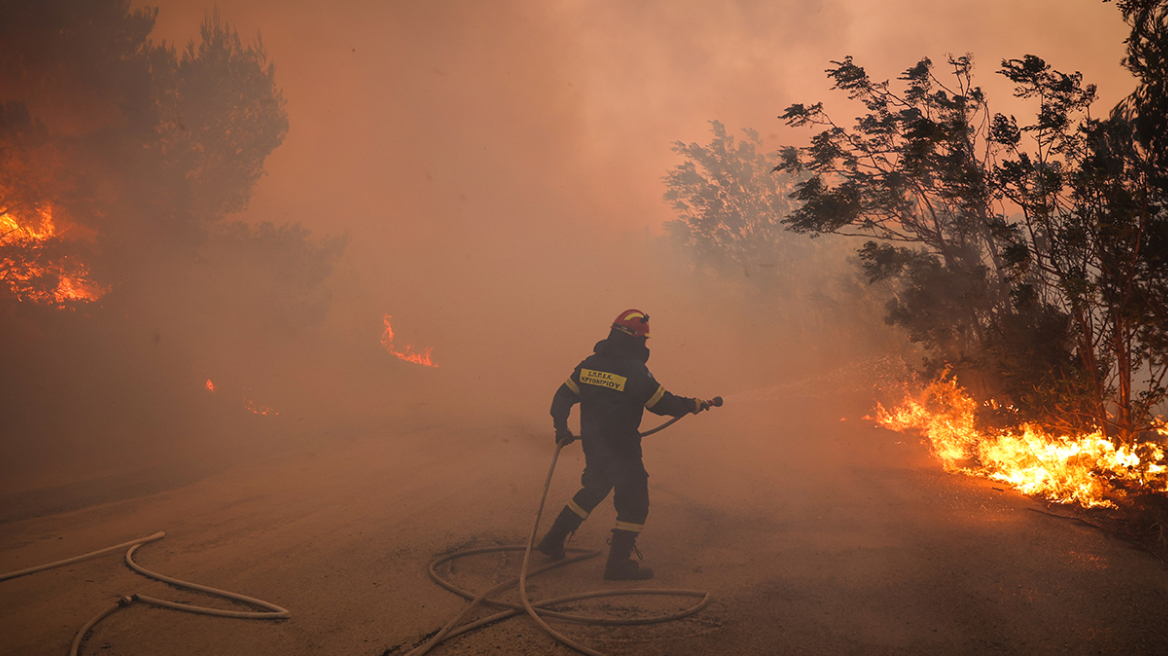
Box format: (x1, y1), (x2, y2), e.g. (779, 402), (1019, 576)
(612, 309), (651, 339)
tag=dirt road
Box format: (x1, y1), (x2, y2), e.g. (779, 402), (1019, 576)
(2, 395), (1166, 655)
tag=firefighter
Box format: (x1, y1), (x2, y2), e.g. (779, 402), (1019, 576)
(536, 309), (712, 580)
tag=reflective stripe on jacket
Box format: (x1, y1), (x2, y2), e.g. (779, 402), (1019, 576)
(551, 340), (696, 458)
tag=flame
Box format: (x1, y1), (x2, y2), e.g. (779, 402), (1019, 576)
(0, 206), (106, 305)
(874, 377), (1168, 508)
(381, 314), (438, 367)
(205, 379), (216, 392)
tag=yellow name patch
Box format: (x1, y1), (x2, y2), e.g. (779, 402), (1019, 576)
(579, 368), (627, 392)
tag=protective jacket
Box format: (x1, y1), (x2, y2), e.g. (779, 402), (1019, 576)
(550, 336), (699, 458)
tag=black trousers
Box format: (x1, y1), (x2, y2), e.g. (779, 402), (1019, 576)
(568, 436), (649, 531)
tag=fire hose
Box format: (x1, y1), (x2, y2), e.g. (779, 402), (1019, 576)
(0, 531), (290, 655)
(1, 397), (721, 656)
(406, 396), (724, 656)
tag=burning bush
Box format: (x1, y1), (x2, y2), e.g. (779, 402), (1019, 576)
(1, 206), (106, 305)
(0, 1), (342, 478)
(876, 375), (1168, 509)
(774, 2), (1168, 442)
(664, 2), (1168, 547)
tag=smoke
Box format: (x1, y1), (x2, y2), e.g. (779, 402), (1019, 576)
(0, 0), (1138, 513)
(0, 2), (342, 497)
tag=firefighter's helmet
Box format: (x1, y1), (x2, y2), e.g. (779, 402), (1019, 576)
(612, 309), (651, 339)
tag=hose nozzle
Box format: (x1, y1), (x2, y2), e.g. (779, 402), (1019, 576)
(708, 396), (723, 408)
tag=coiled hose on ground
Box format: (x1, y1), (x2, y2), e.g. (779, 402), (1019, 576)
(406, 401), (722, 656)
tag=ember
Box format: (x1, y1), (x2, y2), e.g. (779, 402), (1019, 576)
(0, 206), (105, 305)
(243, 394), (277, 416)
(381, 314), (438, 367)
(206, 378), (277, 415)
(874, 377), (1168, 508)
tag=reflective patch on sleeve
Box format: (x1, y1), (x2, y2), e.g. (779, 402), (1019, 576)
(568, 499), (590, 519)
(644, 385), (665, 409)
(564, 378), (580, 395)
(614, 520), (644, 533)
(579, 368), (627, 392)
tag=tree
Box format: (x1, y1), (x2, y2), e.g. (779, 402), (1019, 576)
(774, 56), (1048, 406)
(662, 121), (903, 364)
(663, 121), (807, 281)
(775, 37), (1168, 438)
(1109, 0), (1168, 426)
(990, 53), (1168, 439)
(0, 1), (299, 303)
(1111, 0), (1168, 184)
(143, 10), (288, 230)
(0, 1), (341, 478)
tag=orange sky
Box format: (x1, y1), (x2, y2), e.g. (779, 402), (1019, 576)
(131, 0), (1137, 414)
(139, 0), (1134, 235)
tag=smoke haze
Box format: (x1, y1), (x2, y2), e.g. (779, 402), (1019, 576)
(2, 0), (1136, 502)
(152, 0), (1132, 385)
(11, 6), (1168, 656)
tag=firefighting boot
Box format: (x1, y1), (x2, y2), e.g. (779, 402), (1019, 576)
(535, 506), (584, 560)
(603, 529), (654, 580)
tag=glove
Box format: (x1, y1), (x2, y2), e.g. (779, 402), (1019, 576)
(555, 426), (576, 446)
(694, 398), (710, 414)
